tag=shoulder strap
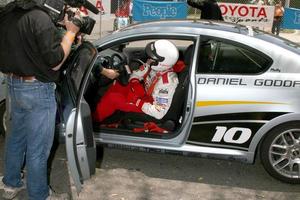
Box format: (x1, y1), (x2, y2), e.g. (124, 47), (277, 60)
(0, 2), (17, 19)
(0, 0), (38, 20)
(146, 69), (172, 96)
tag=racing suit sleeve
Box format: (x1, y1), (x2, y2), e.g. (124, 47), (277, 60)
(141, 73), (179, 119)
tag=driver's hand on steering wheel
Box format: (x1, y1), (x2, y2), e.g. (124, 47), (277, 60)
(101, 68), (120, 80)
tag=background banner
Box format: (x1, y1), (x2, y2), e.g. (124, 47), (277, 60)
(282, 7), (300, 29)
(132, 0), (187, 22)
(218, 3), (274, 28)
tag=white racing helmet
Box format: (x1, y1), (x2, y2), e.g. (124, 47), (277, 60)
(145, 40), (179, 71)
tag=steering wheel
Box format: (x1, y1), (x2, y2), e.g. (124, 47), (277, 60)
(110, 53), (130, 85)
(92, 53), (130, 86)
(128, 59), (146, 71)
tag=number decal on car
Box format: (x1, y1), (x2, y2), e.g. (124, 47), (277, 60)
(212, 126), (252, 144)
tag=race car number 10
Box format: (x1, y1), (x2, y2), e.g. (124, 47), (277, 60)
(212, 126), (252, 144)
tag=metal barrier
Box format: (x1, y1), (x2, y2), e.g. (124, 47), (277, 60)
(86, 0), (300, 39)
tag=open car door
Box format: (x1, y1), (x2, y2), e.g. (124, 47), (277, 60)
(60, 41), (97, 192)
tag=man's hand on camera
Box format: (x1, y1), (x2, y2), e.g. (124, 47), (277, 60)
(64, 13), (80, 34)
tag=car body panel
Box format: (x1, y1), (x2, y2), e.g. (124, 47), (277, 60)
(61, 20), (300, 186)
(91, 21), (300, 154)
(63, 42), (97, 192)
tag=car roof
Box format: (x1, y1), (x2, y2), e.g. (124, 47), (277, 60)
(121, 20), (248, 34)
(95, 20), (249, 45)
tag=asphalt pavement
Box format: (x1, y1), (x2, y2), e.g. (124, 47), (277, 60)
(1, 136), (299, 200)
(74, 148), (300, 200)
(0, 137), (71, 200)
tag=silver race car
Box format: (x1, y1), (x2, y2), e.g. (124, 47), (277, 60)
(4, 20), (300, 191)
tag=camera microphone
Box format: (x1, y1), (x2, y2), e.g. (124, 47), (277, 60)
(83, 1), (99, 14)
(65, 0), (99, 14)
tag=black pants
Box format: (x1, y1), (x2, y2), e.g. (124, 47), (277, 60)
(272, 17), (282, 36)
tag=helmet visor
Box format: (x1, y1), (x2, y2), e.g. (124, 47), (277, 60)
(145, 42), (165, 62)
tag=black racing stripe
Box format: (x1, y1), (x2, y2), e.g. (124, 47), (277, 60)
(188, 122), (265, 149)
(193, 112), (288, 122)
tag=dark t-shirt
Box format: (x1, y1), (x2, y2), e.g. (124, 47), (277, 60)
(0, 8), (64, 82)
(187, 0), (224, 21)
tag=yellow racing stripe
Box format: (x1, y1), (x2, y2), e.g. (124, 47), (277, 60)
(196, 101), (285, 107)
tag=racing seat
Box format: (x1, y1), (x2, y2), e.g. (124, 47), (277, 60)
(116, 44), (194, 132)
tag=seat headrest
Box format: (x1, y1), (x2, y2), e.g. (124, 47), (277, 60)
(173, 60), (185, 73)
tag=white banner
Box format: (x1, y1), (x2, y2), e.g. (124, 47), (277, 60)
(218, 3), (275, 28)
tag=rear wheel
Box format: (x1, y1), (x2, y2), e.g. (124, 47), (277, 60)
(260, 122), (300, 184)
(0, 100), (6, 137)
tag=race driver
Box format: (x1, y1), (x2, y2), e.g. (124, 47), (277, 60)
(93, 39), (182, 122)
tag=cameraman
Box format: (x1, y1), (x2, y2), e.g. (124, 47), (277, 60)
(0, 1), (79, 200)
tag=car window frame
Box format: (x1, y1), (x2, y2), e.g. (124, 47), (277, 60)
(196, 36), (273, 75)
(88, 33), (199, 140)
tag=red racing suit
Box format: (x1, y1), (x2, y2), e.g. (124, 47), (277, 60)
(93, 61), (183, 122)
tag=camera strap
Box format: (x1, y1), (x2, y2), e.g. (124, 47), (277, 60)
(0, 0), (37, 20)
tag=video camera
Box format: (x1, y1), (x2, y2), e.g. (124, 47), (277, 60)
(16, 0), (99, 35)
(63, 0), (98, 34)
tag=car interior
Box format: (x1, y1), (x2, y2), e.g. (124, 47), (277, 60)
(83, 39), (195, 138)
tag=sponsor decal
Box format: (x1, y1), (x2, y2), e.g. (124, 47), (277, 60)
(198, 77), (247, 86)
(196, 100), (285, 107)
(254, 79), (300, 87)
(189, 113), (286, 149)
(159, 88), (169, 95)
(212, 126), (252, 144)
(189, 122), (262, 149)
(156, 97), (168, 105)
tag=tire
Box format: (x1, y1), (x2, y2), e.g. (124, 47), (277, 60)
(260, 121), (300, 184)
(0, 100), (6, 137)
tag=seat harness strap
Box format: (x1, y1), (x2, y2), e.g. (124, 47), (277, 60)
(144, 68), (172, 96)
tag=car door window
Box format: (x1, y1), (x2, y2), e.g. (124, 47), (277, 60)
(197, 38), (272, 74)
